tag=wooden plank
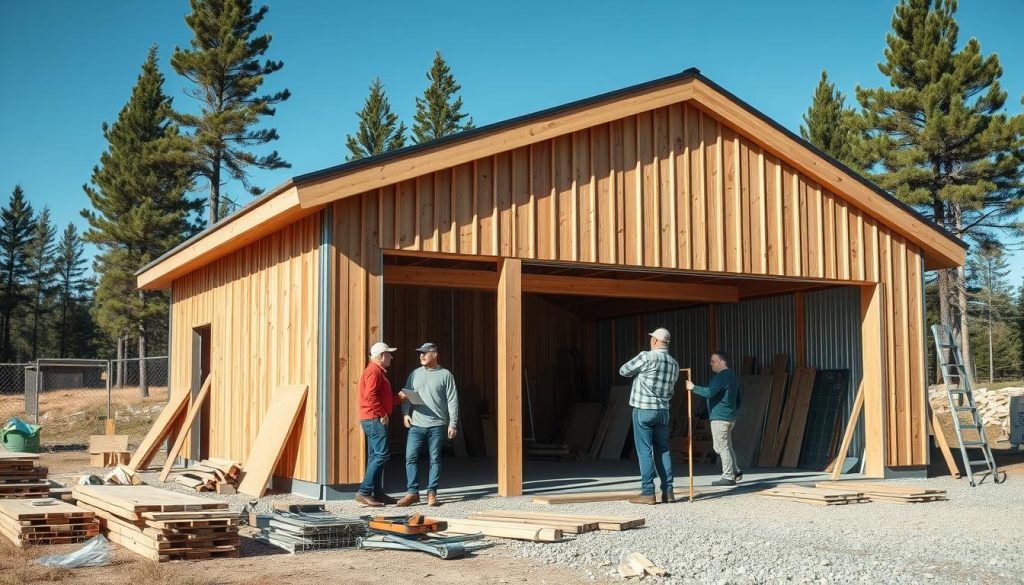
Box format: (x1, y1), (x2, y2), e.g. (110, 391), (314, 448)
(127, 386), (192, 471)
(928, 404), (960, 479)
(496, 258), (522, 497)
(88, 435), (129, 454)
(159, 374), (213, 482)
(467, 513), (596, 534)
(0, 499), (93, 521)
(238, 384), (309, 497)
(532, 486), (692, 505)
(433, 517), (561, 542)
(861, 284), (887, 478)
(757, 372), (789, 467)
(470, 509), (644, 531)
(780, 367), (817, 467)
(73, 486), (227, 515)
(829, 379), (864, 480)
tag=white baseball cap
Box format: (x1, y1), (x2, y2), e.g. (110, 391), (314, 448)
(369, 342), (398, 357)
(648, 328), (671, 343)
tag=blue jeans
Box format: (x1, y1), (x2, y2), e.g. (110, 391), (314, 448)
(405, 425), (445, 494)
(358, 419), (390, 496)
(632, 408), (672, 496)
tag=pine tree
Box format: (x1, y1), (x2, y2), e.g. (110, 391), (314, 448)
(966, 244), (1019, 381)
(0, 185), (35, 361)
(53, 224), (91, 358)
(164, 0), (290, 226)
(23, 207), (57, 359)
(346, 78), (407, 160)
(83, 46), (200, 397)
(412, 51), (473, 144)
(855, 0), (1024, 386)
(800, 70), (865, 172)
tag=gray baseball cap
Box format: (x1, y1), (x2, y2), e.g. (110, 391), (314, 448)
(415, 342), (439, 353)
(648, 328), (671, 343)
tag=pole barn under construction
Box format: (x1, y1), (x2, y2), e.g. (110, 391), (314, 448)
(136, 69), (967, 499)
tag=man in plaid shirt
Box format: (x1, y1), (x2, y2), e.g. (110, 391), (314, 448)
(618, 327), (679, 504)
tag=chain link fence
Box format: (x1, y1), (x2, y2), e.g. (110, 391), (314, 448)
(0, 356), (168, 450)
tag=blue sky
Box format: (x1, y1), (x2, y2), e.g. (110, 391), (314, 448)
(1, 0), (1021, 283)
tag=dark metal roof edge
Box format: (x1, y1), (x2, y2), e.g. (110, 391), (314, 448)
(690, 72), (966, 251)
(134, 178), (296, 277)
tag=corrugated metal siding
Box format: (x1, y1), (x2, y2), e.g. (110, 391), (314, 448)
(715, 295), (797, 375)
(804, 286), (864, 459)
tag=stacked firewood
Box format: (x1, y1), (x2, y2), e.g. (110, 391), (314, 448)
(173, 458), (242, 494)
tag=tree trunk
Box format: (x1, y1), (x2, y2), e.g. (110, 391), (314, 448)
(30, 289), (40, 360)
(116, 335), (124, 388)
(209, 160), (221, 226)
(951, 204), (976, 388)
(59, 292), (68, 358)
(933, 200), (952, 385)
(138, 290), (149, 399)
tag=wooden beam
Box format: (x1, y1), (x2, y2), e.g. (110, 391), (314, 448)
(497, 258), (523, 497)
(689, 80), (964, 270)
(137, 187), (319, 290)
(297, 82), (696, 208)
(928, 403), (961, 479)
(158, 374), (213, 483)
(383, 264), (739, 303)
(860, 283), (887, 478)
(829, 380), (863, 480)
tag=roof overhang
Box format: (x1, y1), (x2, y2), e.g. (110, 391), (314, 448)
(136, 69), (966, 290)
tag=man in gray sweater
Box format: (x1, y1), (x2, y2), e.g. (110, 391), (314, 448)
(397, 343), (459, 507)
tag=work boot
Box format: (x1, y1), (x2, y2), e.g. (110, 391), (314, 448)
(628, 494), (657, 505)
(661, 491), (676, 504)
(396, 493), (420, 507)
(735, 470), (744, 482)
(711, 478), (736, 487)
(354, 494), (384, 507)
(427, 491), (440, 507)
(375, 493), (399, 505)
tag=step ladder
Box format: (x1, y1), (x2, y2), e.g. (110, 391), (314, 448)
(930, 324), (1006, 486)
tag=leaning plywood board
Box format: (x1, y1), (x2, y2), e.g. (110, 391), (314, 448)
(733, 375), (772, 467)
(237, 384), (309, 497)
(598, 386), (632, 459)
(127, 388), (192, 471)
(158, 375), (213, 482)
(781, 368), (817, 467)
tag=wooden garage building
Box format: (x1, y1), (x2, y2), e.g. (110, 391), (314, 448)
(137, 69), (966, 498)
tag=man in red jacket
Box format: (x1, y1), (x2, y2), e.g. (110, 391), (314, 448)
(355, 341), (398, 507)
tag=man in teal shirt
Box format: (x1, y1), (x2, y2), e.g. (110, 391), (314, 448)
(687, 350), (743, 486)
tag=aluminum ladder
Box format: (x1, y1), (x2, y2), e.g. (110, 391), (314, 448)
(930, 324), (1006, 486)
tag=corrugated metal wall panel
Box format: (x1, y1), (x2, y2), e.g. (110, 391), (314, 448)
(642, 307), (710, 382)
(804, 286), (864, 460)
(715, 295), (797, 375)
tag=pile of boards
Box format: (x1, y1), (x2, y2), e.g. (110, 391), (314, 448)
(172, 458), (242, 494)
(257, 502), (366, 553)
(930, 384), (1024, 440)
(452, 510), (643, 541)
(0, 451), (48, 498)
(0, 498), (98, 546)
(758, 482), (947, 506)
(72, 485), (240, 561)
(586, 387), (633, 459)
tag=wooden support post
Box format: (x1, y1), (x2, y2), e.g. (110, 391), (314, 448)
(497, 258), (523, 497)
(794, 292), (806, 368)
(861, 284), (887, 478)
(928, 403), (961, 479)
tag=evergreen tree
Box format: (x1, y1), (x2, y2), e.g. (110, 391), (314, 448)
(346, 78), (407, 160)
(800, 70), (865, 172)
(0, 185), (35, 360)
(855, 0), (1024, 386)
(1017, 278), (1024, 379)
(412, 51), (474, 144)
(23, 207), (57, 359)
(83, 46), (200, 397)
(53, 224), (91, 358)
(966, 244), (1019, 382)
(164, 0), (290, 225)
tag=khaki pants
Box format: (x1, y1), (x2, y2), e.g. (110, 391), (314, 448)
(710, 420), (738, 480)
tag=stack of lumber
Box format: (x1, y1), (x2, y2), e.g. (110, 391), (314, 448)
(815, 481), (947, 503)
(257, 502), (366, 553)
(0, 452), (48, 498)
(532, 487), (690, 505)
(71, 485), (240, 561)
(173, 458), (242, 494)
(435, 516), (562, 542)
(89, 435), (130, 467)
(466, 510), (643, 534)
(930, 384), (1024, 439)
(756, 484), (868, 506)
(0, 498), (98, 546)
(588, 387), (632, 459)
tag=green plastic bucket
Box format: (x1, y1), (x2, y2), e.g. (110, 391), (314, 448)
(1, 421), (41, 453)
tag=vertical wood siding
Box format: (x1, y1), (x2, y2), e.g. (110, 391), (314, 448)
(170, 215), (319, 481)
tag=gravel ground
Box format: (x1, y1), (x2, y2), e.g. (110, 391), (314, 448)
(128, 465), (1024, 585)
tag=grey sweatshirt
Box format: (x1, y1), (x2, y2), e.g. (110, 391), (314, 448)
(401, 366), (460, 429)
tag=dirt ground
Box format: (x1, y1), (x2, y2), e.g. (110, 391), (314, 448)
(4, 451), (608, 585)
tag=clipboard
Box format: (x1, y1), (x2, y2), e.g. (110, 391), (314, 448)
(402, 390), (426, 405)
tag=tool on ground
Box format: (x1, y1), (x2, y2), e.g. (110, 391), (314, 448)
(930, 324), (1007, 486)
(368, 514), (447, 535)
(357, 533), (492, 559)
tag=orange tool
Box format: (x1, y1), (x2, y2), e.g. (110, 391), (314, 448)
(368, 514), (447, 535)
